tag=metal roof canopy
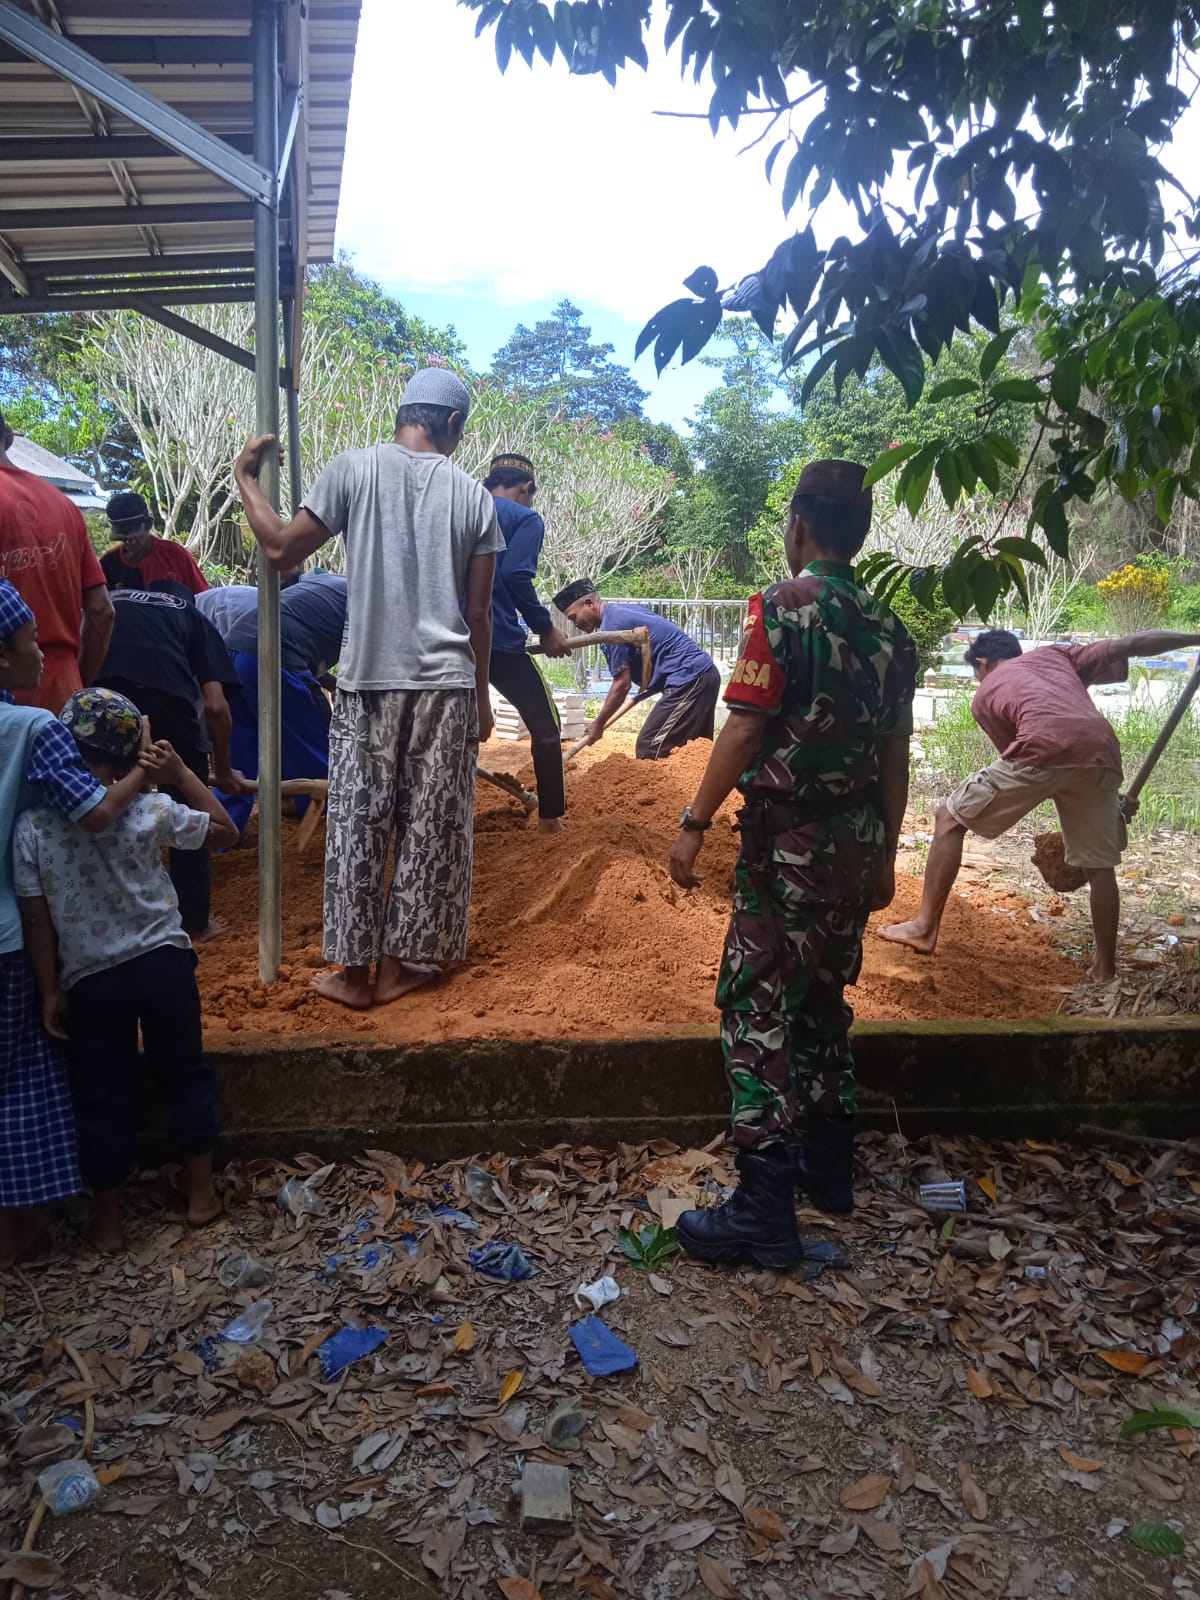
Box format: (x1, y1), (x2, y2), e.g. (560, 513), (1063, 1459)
(0, 0), (362, 981)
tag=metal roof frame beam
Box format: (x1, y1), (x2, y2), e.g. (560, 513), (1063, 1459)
(0, 0), (273, 204)
(0, 201), (253, 230)
(0, 135), (258, 163)
(0, 236), (28, 294)
(0, 286), (257, 313)
(130, 297), (290, 387)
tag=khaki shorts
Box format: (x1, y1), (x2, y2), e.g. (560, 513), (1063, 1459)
(945, 760), (1125, 869)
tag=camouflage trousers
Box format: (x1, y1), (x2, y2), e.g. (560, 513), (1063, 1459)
(324, 687), (478, 968)
(717, 807), (884, 1152)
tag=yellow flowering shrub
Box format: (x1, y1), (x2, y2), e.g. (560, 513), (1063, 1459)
(1097, 562), (1171, 632)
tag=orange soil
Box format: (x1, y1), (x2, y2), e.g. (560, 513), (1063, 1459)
(198, 739), (1082, 1046)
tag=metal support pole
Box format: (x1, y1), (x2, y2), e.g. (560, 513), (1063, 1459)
(253, 0), (282, 985)
(282, 295), (303, 517)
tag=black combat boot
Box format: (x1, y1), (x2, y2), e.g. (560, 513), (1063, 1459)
(790, 1109), (855, 1215)
(675, 1147), (806, 1269)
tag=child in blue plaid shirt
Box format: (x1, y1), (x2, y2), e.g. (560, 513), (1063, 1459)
(0, 579), (146, 1270)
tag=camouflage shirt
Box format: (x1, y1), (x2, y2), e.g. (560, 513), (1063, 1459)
(724, 560), (918, 802)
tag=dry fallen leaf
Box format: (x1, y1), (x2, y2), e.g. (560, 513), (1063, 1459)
(977, 1175), (997, 1202)
(818, 1524), (859, 1556)
(696, 1552), (740, 1598)
(94, 1464), (127, 1487)
(1098, 1349), (1149, 1374)
(453, 1320), (475, 1352)
(499, 1369), (523, 1406)
(743, 1505), (788, 1542)
(839, 1472), (892, 1511)
(967, 1368), (995, 1399)
(497, 1578), (542, 1600)
(714, 1461), (746, 1509)
(857, 1513), (903, 1552)
(0, 1553), (64, 1590)
(1058, 1449), (1103, 1472)
(191, 1407), (247, 1442)
(958, 1461), (988, 1520)
(414, 1382), (455, 1397)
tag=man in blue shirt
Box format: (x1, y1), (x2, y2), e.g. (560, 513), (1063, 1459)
(553, 579), (721, 760)
(220, 571), (348, 835)
(483, 454), (570, 833)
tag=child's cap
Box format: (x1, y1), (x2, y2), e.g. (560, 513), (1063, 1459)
(60, 688), (144, 760)
(0, 578), (34, 641)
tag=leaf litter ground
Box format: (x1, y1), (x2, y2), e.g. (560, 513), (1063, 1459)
(2, 1134), (1199, 1600)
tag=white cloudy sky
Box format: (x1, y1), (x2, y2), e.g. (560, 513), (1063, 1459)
(334, 0), (838, 426)
(335, 0), (1200, 430)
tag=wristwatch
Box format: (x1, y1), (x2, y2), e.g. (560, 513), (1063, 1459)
(679, 806), (712, 833)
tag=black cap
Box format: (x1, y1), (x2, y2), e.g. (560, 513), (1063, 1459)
(106, 489), (151, 531)
(552, 578), (598, 612)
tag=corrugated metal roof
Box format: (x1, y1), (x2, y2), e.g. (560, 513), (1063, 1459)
(0, 0), (361, 315)
(8, 432), (98, 486)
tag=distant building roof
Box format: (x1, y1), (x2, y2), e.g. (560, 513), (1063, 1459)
(7, 435), (107, 510)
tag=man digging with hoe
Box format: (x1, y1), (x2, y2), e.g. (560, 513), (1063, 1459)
(881, 625), (1200, 981)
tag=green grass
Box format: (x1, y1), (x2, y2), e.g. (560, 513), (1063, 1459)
(917, 691), (1200, 836)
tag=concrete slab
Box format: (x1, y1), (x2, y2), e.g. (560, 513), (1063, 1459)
(198, 1018), (1200, 1158)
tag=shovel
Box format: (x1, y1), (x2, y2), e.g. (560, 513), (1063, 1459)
(1033, 649), (1200, 891)
(477, 764), (538, 815)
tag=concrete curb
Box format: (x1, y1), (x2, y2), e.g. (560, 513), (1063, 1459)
(202, 1017), (1200, 1159)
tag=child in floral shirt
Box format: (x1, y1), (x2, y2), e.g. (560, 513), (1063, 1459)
(16, 688), (237, 1251)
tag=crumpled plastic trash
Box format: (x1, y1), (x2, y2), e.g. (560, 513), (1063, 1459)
(799, 1239), (850, 1280)
(569, 1315), (638, 1377)
(317, 1326), (388, 1382)
(412, 1202), (480, 1231)
(219, 1251), (273, 1290)
(323, 1216), (394, 1276)
(278, 1176), (324, 1217)
(38, 1458), (101, 1515)
(221, 1298), (273, 1344)
(573, 1275), (620, 1311)
(469, 1241), (534, 1281)
(464, 1166), (505, 1208)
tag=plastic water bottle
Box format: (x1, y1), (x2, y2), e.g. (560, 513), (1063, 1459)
(38, 1459), (101, 1515)
(221, 1298), (273, 1343)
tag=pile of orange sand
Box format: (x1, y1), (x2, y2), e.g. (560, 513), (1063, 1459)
(198, 739), (1082, 1046)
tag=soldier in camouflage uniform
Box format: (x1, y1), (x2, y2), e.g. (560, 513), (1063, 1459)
(668, 460), (917, 1269)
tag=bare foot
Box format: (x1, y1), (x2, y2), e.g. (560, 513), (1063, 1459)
(312, 968), (374, 1010)
(877, 918), (938, 954)
(536, 817), (565, 835)
(373, 960), (439, 1006)
(92, 1223), (126, 1255)
(187, 1188), (223, 1227)
(1087, 961), (1117, 982)
(0, 1210), (48, 1271)
(191, 917), (228, 945)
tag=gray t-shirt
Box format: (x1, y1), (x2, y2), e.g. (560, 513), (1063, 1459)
(303, 443), (503, 691)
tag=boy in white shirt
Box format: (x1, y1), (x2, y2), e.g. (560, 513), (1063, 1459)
(15, 688), (237, 1252)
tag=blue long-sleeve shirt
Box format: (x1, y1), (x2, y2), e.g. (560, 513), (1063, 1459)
(491, 497), (553, 655)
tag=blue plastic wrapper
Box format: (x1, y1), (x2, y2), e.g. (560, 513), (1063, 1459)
(469, 1241), (534, 1281)
(801, 1239), (850, 1279)
(570, 1316), (638, 1377)
(317, 1326), (387, 1381)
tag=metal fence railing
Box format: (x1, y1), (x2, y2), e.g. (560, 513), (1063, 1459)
(559, 597), (748, 685)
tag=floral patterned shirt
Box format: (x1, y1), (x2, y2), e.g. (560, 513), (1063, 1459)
(14, 792), (209, 989)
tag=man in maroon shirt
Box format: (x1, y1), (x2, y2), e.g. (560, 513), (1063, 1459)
(881, 626), (1200, 981)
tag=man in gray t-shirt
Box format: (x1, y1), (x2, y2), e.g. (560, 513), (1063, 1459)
(234, 369), (503, 1011)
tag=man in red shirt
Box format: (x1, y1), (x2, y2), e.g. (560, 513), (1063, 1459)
(100, 491), (209, 596)
(881, 626), (1200, 980)
(0, 406), (114, 712)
